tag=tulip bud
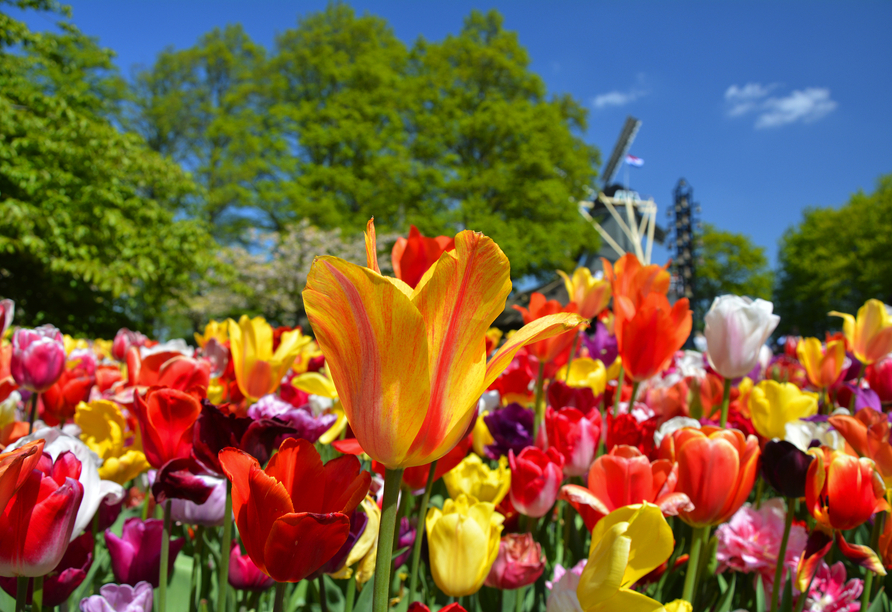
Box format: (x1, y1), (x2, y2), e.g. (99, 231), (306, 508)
(443, 454), (511, 505)
(484, 533), (546, 589)
(10, 325), (66, 393)
(111, 328), (146, 362)
(704, 295), (780, 380)
(545, 406), (600, 477)
(508, 447), (564, 518)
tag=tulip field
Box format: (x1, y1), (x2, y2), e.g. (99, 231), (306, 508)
(3, 220), (892, 612)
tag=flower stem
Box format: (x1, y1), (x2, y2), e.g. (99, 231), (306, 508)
(14, 576), (27, 612)
(564, 331), (581, 382)
(630, 380), (640, 405)
(190, 525), (204, 612)
(273, 582), (286, 612)
(32, 575), (43, 612)
(770, 498), (795, 612)
(28, 393), (38, 434)
(159, 499), (172, 612)
(862, 511), (886, 609)
(373, 467), (404, 612)
(718, 377), (732, 428)
(515, 586), (524, 612)
(533, 362), (546, 437)
(612, 367), (625, 414)
(318, 576), (328, 612)
(849, 362), (866, 411)
(681, 525), (708, 606)
(217, 479), (233, 612)
(344, 575), (356, 612)
(409, 460), (438, 604)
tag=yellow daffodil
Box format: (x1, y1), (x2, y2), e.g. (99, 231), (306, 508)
(577, 503), (673, 612)
(75, 399), (149, 484)
(330, 496), (381, 588)
(426, 493), (504, 597)
(797, 337), (846, 389)
(830, 299), (892, 365)
(472, 411), (495, 456)
(558, 266), (612, 320)
(194, 319), (228, 348)
(227, 315), (312, 402)
(749, 380), (818, 439)
(443, 454), (511, 505)
(558, 357), (607, 395)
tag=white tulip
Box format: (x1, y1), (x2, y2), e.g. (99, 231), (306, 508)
(705, 295), (780, 379)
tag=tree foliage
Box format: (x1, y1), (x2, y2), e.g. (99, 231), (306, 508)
(775, 174), (892, 336)
(0, 0), (215, 336)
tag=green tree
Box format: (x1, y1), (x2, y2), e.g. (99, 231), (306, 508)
(695, 223), (773, 322)
(775, 174), (892, 336)
(0, 0), (216, 336)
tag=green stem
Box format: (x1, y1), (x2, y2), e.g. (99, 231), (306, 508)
(770, 498), (794, 612)
(719, 377), (732, 428)
(190, 526), (204, 612)
(630, 380), (640, 405)
(564, 331), (581, 382)
(533, 362), (546, 437)
(612, 367), (625, 414)
(217, 480), (233, 612)
(159, 499), (172, 612)
(754, 477), (764, 510)
(849, 363), (866, 412)
(318, 576), (328, 612)
(32, 575), (43, 612)
(28, 393), (38, 434)
(793, 572), (816, 612)
(14, 576), (27, 612)
(862, 511), (886, 609)
(273, 582), (286, 612)
(515, 586), (524, 612)
(344, 575), (356, 612)
(681, 526), (707, 605)
(373, 468), (404, 612)
(409, 460), (437, 604)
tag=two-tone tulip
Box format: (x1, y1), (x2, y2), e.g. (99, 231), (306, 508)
(508, 447), (564, 518)
(557, 266), (611, 320)
(830, 299), (892, 366)
(443, 454), (511, 505)
(10, 325), (66, 393)
(748, 380), (818, 439)
(797, 337), (846, 389)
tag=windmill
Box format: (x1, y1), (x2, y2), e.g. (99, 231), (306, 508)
(577, 116), (664, 266)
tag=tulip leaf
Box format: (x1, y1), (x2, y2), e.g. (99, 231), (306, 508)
(780, 571), (794, 612)
(353, 577), (374, 612)
(754, 574), (766, 612)
(714, 574), (736, 612)
(866, 588), (886, 612)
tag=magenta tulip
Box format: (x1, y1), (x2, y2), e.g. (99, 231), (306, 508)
(10, 325), (66, 393)
(228, 542), (275, 591)
(105, 518), (184, 587)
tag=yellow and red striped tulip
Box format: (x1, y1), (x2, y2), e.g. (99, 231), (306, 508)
(797, 337), (846, 389)
(830, 299), (892, 365)
(303, 220), (585, 468)
(557, 266), (611, 320)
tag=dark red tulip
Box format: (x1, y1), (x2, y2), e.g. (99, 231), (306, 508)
(151, 457), (216, 505)
(761, 440), (814, 499)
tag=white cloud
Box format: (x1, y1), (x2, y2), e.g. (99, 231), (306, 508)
(725, 82), (838, 128)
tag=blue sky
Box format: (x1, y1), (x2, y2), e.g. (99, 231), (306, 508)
(16, 1), (892, 267)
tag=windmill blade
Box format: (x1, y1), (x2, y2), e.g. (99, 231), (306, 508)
(601, 116), (641, 188)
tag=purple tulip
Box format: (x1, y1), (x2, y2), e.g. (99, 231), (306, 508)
(105, 518), (184, 587)
(80, 581), (153, 612)
(393, 517), (417, 569)
(484, 403), (535, 460)
(247, 395), (337, 444)
(10, 325), (66, 393)
(228, 542), (274, 592)
(170, 475), (227, 527)
(582, 320), (618, 367)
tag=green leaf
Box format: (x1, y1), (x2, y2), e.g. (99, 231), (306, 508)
(714, 574), (736, 612)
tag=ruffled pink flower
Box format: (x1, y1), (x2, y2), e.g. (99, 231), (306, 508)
(801, 561), (862, 612)
(716, 498), (807, 594)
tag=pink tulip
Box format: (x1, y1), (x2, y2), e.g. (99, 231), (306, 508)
(0, 299), (13, 338)
(112, 328), (147, 362)
(484, 533), (546, 589)
(228, 542), (274, 591)
(10, 326), (66, 393)
(105, 518), (184, 587)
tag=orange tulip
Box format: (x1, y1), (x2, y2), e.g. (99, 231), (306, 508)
(219, 438), (371, 583)
(602, 253), (670, 314)
(512, 293), (580, 365)
(663, 427), (760, 527)
(796, 337), (846, 389)
(303, 220), (585, 468)
(828, 407), (892, 485)
(132, 386), (203, 469)
(0, 439), (45, 511)
(830, 299), (892, 366)
(559, 445), (692, 531)
(391, 225), (455, 289)
(556, 267), (611, 320)
(616, 292), (692, 382)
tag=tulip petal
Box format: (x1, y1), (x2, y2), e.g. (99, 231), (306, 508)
(263, 512), (351, 583)
(619, 504), (675, 587)
(322, 455), (371, 515)
(796, 530), (833, 592)
(427, 508), (496, 597)
(304, 256), (431, 467)
(835, 531), (887, 575)
(292, 372), (338, 398)
(264, 438), (325, 514)
(578, 522), (631, 609)
(587, 589), (667, 612)
(0, 439), (44, 512)
(676, 435), (740, 527)
(364, 219), (380, 274)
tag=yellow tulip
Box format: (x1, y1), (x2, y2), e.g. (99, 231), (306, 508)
(830, 299), (892, 365)
(577, 503), (673, 612)
(797, 337), (846, 389)
(472, 411), (495, 456)
(749, 380), (818, 439)
(426, 493), (504, 597)
(194, 319), (228, 348)
(558, 357), (607, 395)
(486, 327), (504, 351)
(558, 267), (612, 320)
(227, 315), (312, 402)
(665, 600), (692, 612)
(63, 335), (89, 355)
(443, 454), (511, 505)
(330, 496), (380, 588)
(75, 399), (149, 484)
(606, 356), (623, 382)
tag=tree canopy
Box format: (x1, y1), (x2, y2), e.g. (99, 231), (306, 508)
(775, 173), (892, 336)
(0, 0), (216, 336)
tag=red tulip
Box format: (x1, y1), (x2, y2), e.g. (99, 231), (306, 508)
(391, 225), (455, 289)
(10, 326), (66, 393)
(544, 406), (600, 477)
(866, 358), (892, 404)
(513, 293), (579, 365)
(134, 352), (210, 392)
(508, 446), (564, 518)
(0, 450), (84, 577)
(559, 445), (692, 531)
(615, 292), (692, 382)
(0, 531), (93, 606)
(41, 366), (94, 425)
(132, 386), (203, 469)
(218, 438), (371, 583)
(484, 533), (545, 589)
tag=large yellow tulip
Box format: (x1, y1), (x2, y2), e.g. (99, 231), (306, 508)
(443, 454), (511, 505)
(227, 315), (311, 402)
(830, 299), (892, 365)
(749, 380), (818, 439)
(75, 399), (149, 484)
(577, 503), (673, 612)
(557, 267), (612, 320)
(558, 357), (607, 395)
(426, 493), (504, 597)
(303, 220), (585, 468)
(797, 337), (846, 389)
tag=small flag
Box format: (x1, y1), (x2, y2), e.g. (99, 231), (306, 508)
(625, 155), (644, 167)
